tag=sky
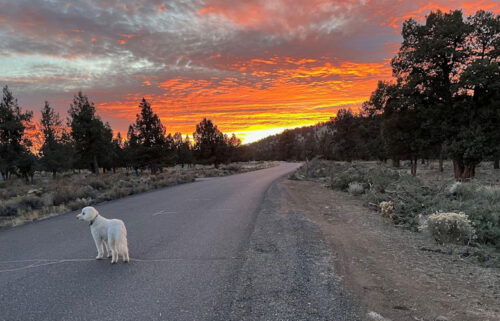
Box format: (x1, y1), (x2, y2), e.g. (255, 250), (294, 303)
(1, 0), (499, 143)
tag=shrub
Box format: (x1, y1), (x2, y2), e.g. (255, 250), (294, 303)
(67, 198), (93, 211)
(425, 212), (476, 245)
(348, 182), (365, 195)
(0, 203), (18, 217)
(53, 186), (86, 205)
(86, 177), (107, 190)
(447, 181), (462, 195)
(18, 195), (44, 210)
(306, 160), (500, 248)
(79, 185), (97, 199)
(222, 163), (242, 171)
(365, 166), (400, 193)
(331, 164), (367, 190)
(379, 201), (395, 219)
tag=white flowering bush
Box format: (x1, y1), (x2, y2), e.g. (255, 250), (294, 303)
(379, 201), (395, 219)
(425, 212), (476, 245)
(348, 182), (365, 195)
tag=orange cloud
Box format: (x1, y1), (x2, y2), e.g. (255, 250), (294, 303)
(97, 57), (392, 142)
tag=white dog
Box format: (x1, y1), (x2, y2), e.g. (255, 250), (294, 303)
(77, 206), (129, 264)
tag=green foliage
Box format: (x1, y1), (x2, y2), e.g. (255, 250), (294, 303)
(241, 9), (499, 181)
(0, 86), (35, 180)
(39, 101), (73, 177)
(193, 118), (237, 167)
(299, 159), (500, 248)
(130, 98), (172, 173)
(348, 182), (365, 195)
(68, 92), (112, 174)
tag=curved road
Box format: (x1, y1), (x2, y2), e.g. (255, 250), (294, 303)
(0, 163), (360, 321)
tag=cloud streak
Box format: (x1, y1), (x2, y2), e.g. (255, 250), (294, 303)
(0, 0), (498, 142)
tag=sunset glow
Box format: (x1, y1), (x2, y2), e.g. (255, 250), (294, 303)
(1, 0), (499, 143)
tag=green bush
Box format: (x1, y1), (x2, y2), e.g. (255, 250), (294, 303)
(293, 159), (500, 250)
(348, 182), (365, 195)
(330, 163), (368, 190)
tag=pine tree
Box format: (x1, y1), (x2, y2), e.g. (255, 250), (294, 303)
(39, 101), (72, 178)
(125, 125), (142, 174)
(68, 92), (111, 175)
(0, 86), (34, 180)
(132, 98), (167, 173)
(193, 118), (227, 167)
(173, 132), (193, 168)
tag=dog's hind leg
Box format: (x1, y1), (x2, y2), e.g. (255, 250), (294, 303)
(108, 239), (118, 264)
(94, 238), (105, 260)
(121, 243), (129, 263)
(103, 242), (112, 258)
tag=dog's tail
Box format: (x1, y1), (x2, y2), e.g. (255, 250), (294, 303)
(119, 223), (129, 254)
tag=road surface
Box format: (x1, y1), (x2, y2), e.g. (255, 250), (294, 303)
(0, 163), (360, 321)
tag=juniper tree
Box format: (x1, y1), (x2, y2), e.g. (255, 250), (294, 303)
(390, 10), (500, 179)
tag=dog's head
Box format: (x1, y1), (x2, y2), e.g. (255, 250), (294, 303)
(76, 206), (99, 222)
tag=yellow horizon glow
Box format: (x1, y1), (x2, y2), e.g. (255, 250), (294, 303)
(234, 126), (298, 144)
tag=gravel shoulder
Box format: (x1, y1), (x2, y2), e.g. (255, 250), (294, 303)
(281, 179), (500, 321)
(226, 177), (361, 321)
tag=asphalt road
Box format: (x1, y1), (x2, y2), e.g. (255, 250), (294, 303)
(0, 163), (360, 321)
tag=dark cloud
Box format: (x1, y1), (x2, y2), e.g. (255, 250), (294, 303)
(0, 0), (498, 142)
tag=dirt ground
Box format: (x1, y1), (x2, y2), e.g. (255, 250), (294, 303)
(281, 179), (500, 321)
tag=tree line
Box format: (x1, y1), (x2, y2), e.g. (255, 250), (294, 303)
(0, 89), (241, 181)
(1, 9), (498, 181)
(242, 9), (499, 180)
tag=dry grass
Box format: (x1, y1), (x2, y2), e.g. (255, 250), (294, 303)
(292, 159), (500, 265)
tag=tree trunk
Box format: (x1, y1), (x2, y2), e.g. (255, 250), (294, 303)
(439, 157), (444, 172)
(421, 159), (425, 165)
(391, 158), (400, 168)
(494, 159), (499, 169)
(52, 170), (56, 179)
(92, 155), (100, 176)
(453, 160), (475, 181)
(410, 157), (417, 176)
(453, 160), (463, 180)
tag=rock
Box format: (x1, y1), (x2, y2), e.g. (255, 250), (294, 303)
(27, 188), (43, 196)
(435, 316), (449, 321)
(367, 311), (392, 321)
